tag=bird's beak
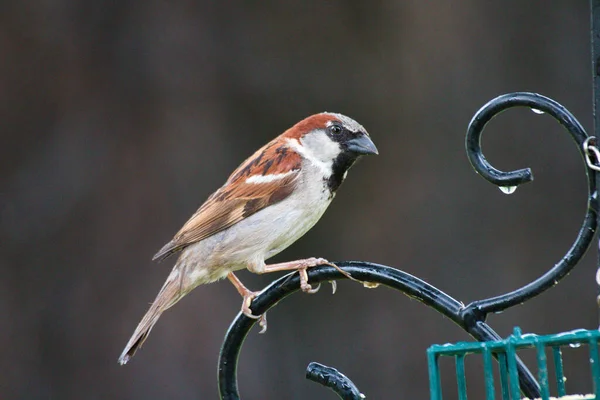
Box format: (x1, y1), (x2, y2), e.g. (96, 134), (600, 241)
(346, 134), (379, 155)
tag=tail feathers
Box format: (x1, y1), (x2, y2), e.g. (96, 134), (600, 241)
(118, 275), (183, 365)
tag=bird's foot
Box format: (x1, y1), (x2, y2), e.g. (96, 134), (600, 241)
(297, 257), (345, 293)
(262, 257), (357, 294)
(298, 257), (361, 289)
(297, 266), (321, 293)
(227, 272), (267, 333)
(240, 291), (268, 334)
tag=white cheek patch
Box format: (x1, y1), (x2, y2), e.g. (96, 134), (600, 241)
(286, 133), (340, 176)
(301, 131), (341, 160)
(245, 171), (296, 184)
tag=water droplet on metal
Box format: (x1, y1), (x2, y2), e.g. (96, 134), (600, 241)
(569, 343), (582, 348)
(531, 108), (545, 114)
(363, 282), (380, 289)
(499, 186), (517, 195)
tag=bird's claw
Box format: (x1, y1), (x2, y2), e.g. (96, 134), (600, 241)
(298, 267), (321, 293)
(241, 291), (268, 333)
(297, 258), (344, 294)
(302, 281), (321, 294)
(257, 314), (267, 333)
(330, 280), (337, 294)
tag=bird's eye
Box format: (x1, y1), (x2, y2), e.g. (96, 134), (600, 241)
(328, 124), (342, 134)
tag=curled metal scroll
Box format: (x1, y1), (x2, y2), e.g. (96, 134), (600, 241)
(463, 92), (598, 315)
(218, 92), (597, 399)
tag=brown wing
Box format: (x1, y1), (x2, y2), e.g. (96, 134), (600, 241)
(153, 140), (302, 261)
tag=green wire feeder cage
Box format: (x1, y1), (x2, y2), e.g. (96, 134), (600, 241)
(427, 328), (600, 400)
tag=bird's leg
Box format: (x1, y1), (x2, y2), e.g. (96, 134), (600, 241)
(226, 272), (267, 333)
(262, 257), (354, 293)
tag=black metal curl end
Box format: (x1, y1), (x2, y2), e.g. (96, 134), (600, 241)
(466, 92), (583, 187)
(464, 92), (599, 316)
(306, 362), (365, 400)
(218, 263), (540, 399)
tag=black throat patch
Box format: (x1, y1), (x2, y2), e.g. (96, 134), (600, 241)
(325, 152), (359, 194)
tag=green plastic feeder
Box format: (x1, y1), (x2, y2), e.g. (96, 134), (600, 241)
(428, 328), (600, 400)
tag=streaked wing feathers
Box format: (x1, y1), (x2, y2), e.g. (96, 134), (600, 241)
(153, 140), (302, 261)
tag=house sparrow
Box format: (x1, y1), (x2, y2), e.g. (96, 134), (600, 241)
(118, 112), (377, 365)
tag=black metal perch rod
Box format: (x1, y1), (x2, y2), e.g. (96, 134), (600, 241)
(306, 362), (365, 400)
(219, 263), (544, 399)
(217, 3), (600, 399)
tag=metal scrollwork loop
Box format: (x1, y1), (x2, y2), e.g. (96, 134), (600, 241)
(464, 92), (598, 316)
(217, 92), (596, 400)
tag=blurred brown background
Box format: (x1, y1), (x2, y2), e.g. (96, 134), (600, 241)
(1, 1), (597, 399)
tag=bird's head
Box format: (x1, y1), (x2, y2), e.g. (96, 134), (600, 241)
(284, 112), (378, 192)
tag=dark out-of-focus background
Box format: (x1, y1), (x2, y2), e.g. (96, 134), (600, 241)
(1, 1), (597, 399)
